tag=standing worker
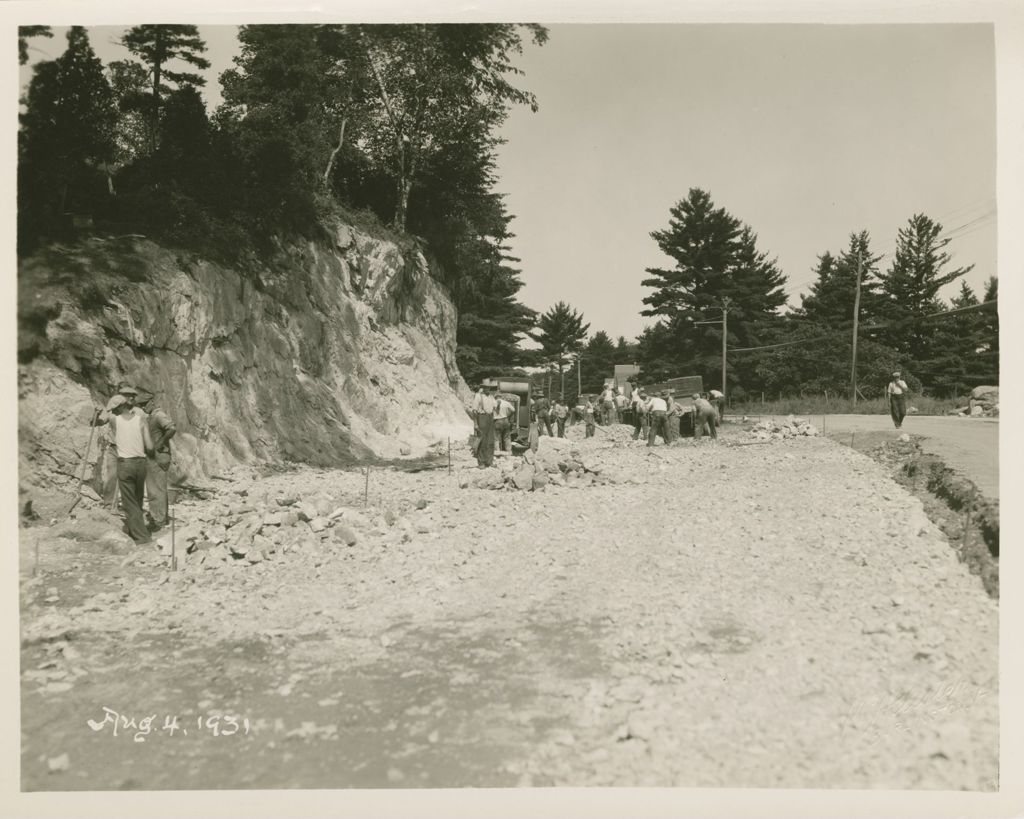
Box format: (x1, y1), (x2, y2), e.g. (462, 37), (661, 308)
(600, 384), (615, 425)
(473, 385), (497, 467)
(493, 391), (515, 453)
(103, 384), (155, 545)
(631, 388), (647, 440)
(583, 397), (598, 438)
(666, 394), (683, 444)
(646, 390), (669, 446)
(614, 387), (628, 426)
(142, 393), (177, 533)
(886, 370), (909, 429)
(708, 388), (725, 425)
(552, 395), (569, 438)
(532, 390), (553, 437)
(692, 393), (718, 440)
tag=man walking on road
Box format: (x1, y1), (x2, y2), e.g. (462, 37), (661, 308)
(887, 370), (909, 429)
(693, 393), (718, 440)
(142, 393), (177, 532)
(103, 384), (155, 544)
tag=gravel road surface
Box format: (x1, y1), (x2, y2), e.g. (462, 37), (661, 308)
(20, 427), (998, 790)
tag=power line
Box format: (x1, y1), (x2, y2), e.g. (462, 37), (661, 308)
(730, 300), (997, 354)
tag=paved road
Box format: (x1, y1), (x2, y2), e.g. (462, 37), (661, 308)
(749, 414), (999, 501)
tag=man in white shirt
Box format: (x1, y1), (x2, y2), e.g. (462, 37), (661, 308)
(473, 385), (497, 467)
(493, 393), (515, 452)
(886, 370), (909, 429)
(708, 388), (725, 424)
(646, 391), (669, 446)
(102, 384), (155, 544)
(631, 388), (648, 440)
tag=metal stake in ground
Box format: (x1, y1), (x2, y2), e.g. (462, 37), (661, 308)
(67, 408), (101, 516)
(170, 489), (177, 571)
(364, 466), (370, 506)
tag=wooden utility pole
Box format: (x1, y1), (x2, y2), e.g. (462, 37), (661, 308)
(851, 251), (864, 406)
(577, 354), (582, 397)
(721, 297), (731, 401)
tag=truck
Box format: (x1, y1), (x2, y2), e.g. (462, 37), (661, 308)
(640, 375), (704, 436)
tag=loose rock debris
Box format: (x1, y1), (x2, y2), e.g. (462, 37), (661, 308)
(748, 415), (820, 440)
(19, 427), (998, 790)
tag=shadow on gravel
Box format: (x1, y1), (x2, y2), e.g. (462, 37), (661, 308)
(22, 613), (610, 790)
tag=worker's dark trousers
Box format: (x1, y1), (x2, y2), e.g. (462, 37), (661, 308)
(648, 411), (668, 446)
(537, 414), (553, 436)
(555, 417), (566, 437)
(890, 394), (906, 428)
(585, 423), (595, 438)
(146, 451), (171, 526)
(632, 411), (645, 439)
(494, 419), (511, 452)
(694, 409), (718, 440)
(118, 457), (150, 543)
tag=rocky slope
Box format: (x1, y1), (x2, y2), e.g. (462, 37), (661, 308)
(17, 221), (473, 503)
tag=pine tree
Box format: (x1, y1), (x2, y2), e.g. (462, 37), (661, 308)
(530, 302), (590, 397)
(877, 213), (974, 389)
(120, 25), (210, 152)
(641, 188), (788, 392)
(798, 232), (884, 328)
(580, 331), (616, 393)
(18, 27), (117, 247)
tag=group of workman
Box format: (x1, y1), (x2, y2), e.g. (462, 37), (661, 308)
(89, 383), (178, 547)
(470, 381), (725, 468)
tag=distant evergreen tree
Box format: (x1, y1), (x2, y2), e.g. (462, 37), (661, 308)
(579, 331), (616, 393)
(530, 302), (590, 397)
(877, 213), (974, 389)
(640, 188), (788, 392)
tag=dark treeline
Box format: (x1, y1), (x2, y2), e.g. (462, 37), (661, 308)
(636, 189), (998, 400)
(17, 23), (547, 385)
(18, 27), (997, 400)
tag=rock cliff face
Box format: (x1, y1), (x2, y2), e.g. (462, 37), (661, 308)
(18, 220), (473, 500)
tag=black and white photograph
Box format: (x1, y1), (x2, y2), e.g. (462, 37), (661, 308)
(6, 0), (1022, 816)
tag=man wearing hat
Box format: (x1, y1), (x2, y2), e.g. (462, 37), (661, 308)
(631, 388), (649, 440)
(646, 390), (669, 446)
(692, 393), (718, 440)
(886, 370), (909, 429)
(532, 390), (553, 437)
(103, 383), (155, 544)
(472, 384), (497, 467)
(139, 392), (177, 532)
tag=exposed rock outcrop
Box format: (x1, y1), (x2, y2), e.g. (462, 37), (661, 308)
(18, 220), (473, 501)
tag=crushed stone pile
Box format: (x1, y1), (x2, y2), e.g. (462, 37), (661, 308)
(749, 416), (820, 440)
(462, 442), (646, 493)
(564, 422), (638, 444)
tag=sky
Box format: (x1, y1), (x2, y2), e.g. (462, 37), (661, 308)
(493, 24), (996, 340)
(20, 23), (996, 342)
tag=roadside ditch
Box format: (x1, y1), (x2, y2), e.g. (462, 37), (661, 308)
(829, 431), (998, 598)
